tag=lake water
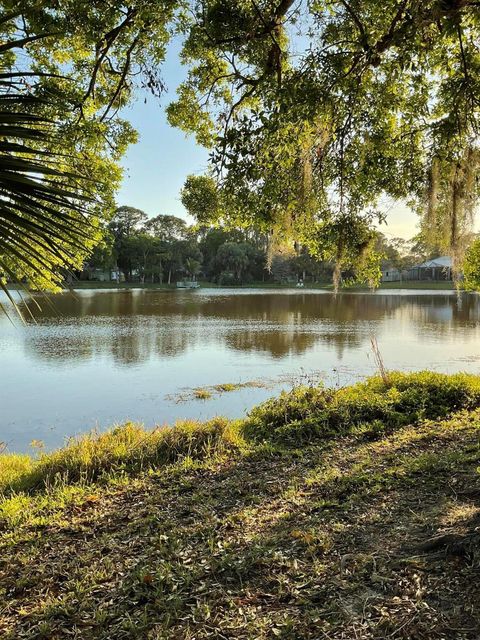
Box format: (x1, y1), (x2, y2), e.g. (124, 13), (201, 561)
(1, 288), (480, 452)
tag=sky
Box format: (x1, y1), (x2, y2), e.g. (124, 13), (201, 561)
(116, 38), (209, 221)
(117, 41), (420, 241)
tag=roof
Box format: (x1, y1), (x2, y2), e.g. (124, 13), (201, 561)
(412, 256), (452, 269)
(381, 265), (401, 272)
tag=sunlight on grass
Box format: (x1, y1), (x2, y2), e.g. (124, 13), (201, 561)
(0, 419), (245, 494)
(2, 371), (480, 639)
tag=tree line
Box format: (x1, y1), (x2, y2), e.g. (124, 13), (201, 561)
(82, 206), (432, 286)
(83, 206), (338, 285)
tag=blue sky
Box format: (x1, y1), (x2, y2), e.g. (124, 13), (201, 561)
(117, 40), (419, 239)
(117, 39), (209, 221)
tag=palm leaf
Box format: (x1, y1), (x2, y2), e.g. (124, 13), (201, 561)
(0, 68), (99, 320)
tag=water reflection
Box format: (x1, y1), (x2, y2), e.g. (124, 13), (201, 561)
(2, 288), (480, 451)
(18, 289), (480, 365)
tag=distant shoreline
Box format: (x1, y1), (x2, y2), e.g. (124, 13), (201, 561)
(5, 280), (457, 293)
(67, 280), (456, 291)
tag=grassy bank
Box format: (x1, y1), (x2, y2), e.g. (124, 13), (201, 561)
(342, 281), (456, 291)
(67, 281), (332, 290)
(1, 372), (480, 638)
(63, 281), (179, 290)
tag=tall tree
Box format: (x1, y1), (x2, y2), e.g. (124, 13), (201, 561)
(0, 2), (180, 313)
(170, 1), (480, 285)
(108, 206), (148, 279)
(144, 214), (188, 241)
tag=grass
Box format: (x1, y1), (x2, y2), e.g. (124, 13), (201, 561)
(168, 379), (272, 403)
(212, 380), (270, 393)
(71, 281), (178, 289)
(65, 281), (330, 290)
(1, 371), (480, 639)
(0, 419), (242, 494)
(377, 280), (455, 290)
(8, 280), (457, 291)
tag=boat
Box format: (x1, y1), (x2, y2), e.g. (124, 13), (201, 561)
(176, 281), (200, 289)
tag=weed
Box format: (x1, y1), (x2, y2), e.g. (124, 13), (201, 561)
(193, 388), (213, 400)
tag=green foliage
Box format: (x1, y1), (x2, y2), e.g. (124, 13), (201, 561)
(3, 1), (479, 299)
(144, 214), (187, 241)
(0, 454), (33, 493)
(93, 208), (202, 283)
(0, 72), (106, 306)
(181, 175), (223, 225)
(171, 1), (480, 280)
(90, 214), (340, 286)
(109, 207), (148, 238)
(0, 418), (243, 494)
(243, 371), (480, 445)
(270, 251), (294, 284)
(0, 2), (180, 307)
(215, 242), (252, 282)
(462, 237), (480, 290)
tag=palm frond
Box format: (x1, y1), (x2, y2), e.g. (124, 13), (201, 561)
(0, 69), (99, 320)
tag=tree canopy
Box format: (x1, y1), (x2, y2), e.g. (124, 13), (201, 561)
(0, 1), (180, 309)
(171, 1), (480, 283)
(2, 1), (480, 303)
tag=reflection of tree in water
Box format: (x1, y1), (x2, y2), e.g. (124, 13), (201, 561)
(23, 317), (194, 366)
(20, 290), (480, 365)
(225, 326), (364, 359)
(109, 319), (193, 365)
(27, 290), (402, 323)
(389, 294), (480, 337)
(24, 328), (96, 364)
(182, 292), (396, 324)
(225, 329), (318, 359)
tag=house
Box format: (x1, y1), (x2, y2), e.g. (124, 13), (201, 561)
(407, 256), (453, 281)
(80, 267), (122, 282)
(381, 265), (402, 282)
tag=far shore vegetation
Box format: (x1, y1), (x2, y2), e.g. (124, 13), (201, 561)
(70, 279), (457, 291)
(55, 208), (461, 293)
(7, 278), (457, 293)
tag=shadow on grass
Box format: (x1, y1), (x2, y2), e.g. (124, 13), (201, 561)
(2, 415), (480, 639)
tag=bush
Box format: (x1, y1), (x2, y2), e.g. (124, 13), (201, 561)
(218, 271), (238, 285)
(463, 238), (480, 290)
(242, 371), (480, 444)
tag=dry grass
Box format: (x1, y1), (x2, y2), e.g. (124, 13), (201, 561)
(192, 388), (213, 400)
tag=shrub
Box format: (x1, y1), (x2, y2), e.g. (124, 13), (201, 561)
(463, 238), (480, 290)
(242, 371), (480, 444)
